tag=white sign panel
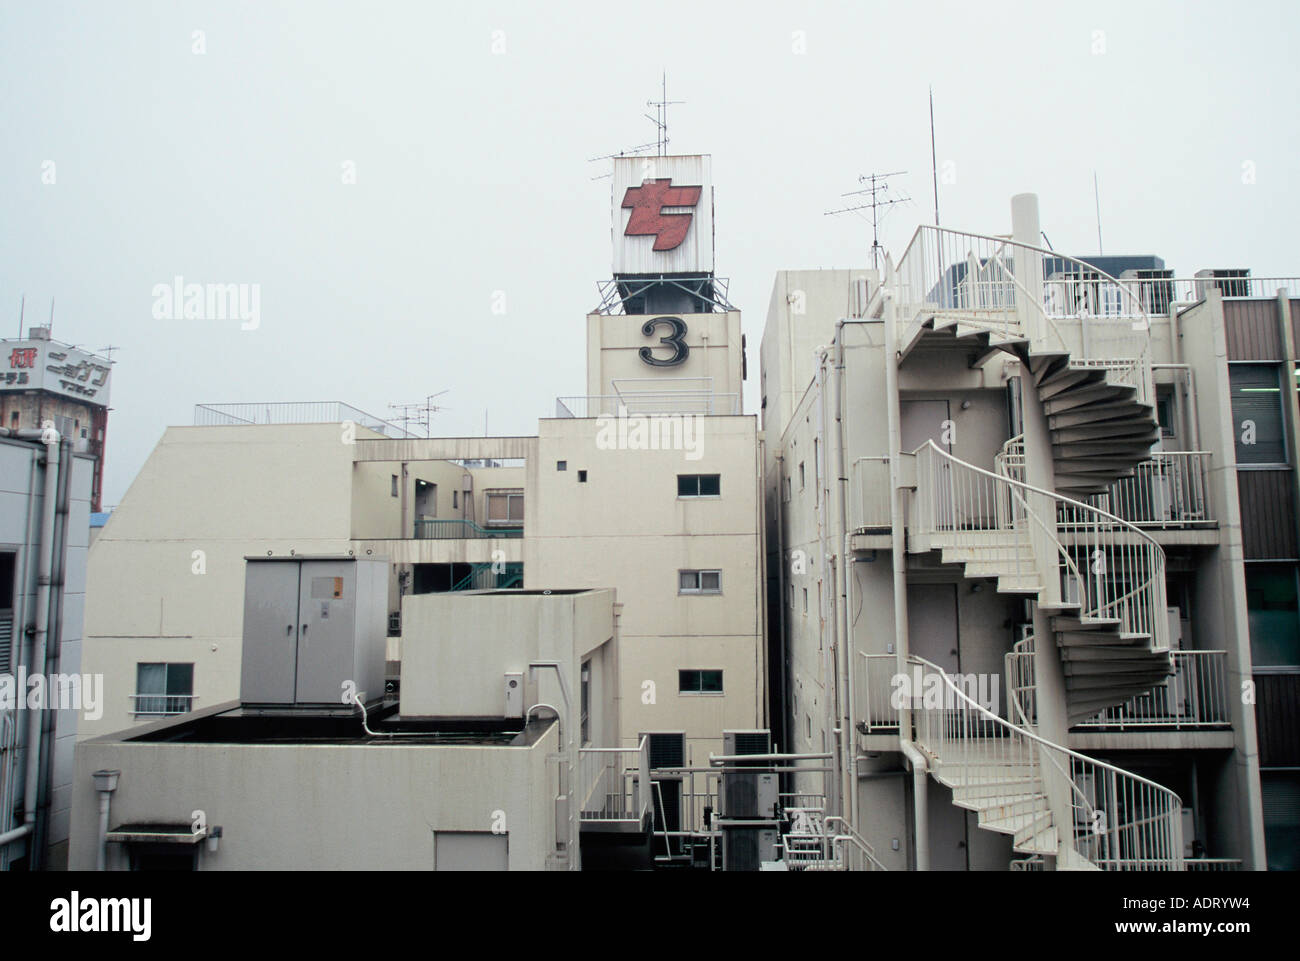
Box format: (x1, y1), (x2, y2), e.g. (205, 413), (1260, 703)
(1, 340), (112, 405)
(612, 154), (713, 275)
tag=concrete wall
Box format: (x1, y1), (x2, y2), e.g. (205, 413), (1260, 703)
(68, 709), (560, 870)
(81, 424), (382, 738)
(526, 416), (764, 762)
(586, 311), (744, 406)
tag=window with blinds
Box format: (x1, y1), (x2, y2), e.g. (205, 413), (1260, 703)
(1230, 364), (1287, 465)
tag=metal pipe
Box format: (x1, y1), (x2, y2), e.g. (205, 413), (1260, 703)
(21, 425), (60, 854)
(528, 662), (574, 869)
(881, 259), (926, 869)
(832, 319), (857, 832)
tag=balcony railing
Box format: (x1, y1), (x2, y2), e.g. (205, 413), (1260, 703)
(1087, 453), (1213, 529)
(556, 391), (740, 418)
(1184, 858), (1244, 871)
(193, 401), (414, 438)
(578, 736), (651, 827)
(1047, 275), (1300, 317)
(1073, 651), (1231, 730)
(129, 694), (197, 717)
(413, 519), (522, 540)
(850, 456), (891, 532)
(855, 653), (901, 733)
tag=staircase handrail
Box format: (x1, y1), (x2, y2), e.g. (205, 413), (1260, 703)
(909, 653), (1184, 869)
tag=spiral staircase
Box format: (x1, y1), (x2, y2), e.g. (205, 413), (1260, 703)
(881, 225), (1184, 870)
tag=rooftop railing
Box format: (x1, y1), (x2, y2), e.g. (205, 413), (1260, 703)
(578, 736), (651, 827)
(556, 392), (740, 418)
(194, 402), (414, 438)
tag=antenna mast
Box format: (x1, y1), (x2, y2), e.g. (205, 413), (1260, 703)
(825, 170), (912, 270)
(645, 72), (683, 157)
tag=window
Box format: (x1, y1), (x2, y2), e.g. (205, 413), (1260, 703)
(782, 476), (791, 502)
(1261, 772), (1300, 871)
(134, 663), (194, 716)
(799, 462), (806, 489)
(1156, 391), (1176, 439)
(0, 551), (13, 675)
(802, 588), (808, 614)
(677, 474), (721, 497)
(452, 490), (458, 510)
(557, 461), (567, 471)
(391, 474), (399, 497)
(580, 661), (591, 746)
(485, 489), (524, 525)
(578, 470), (588, 483)
(814, 439), (820, 504)
(1247, 565), (1300, 667)
(679, 570), (722, 594)
(678, 669), (723, 694)
(1230, 365), (1287, 465)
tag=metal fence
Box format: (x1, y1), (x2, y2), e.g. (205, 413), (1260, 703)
(1073, 651), (1231, 730)
(578, 736), (651, 826)
(413, 519), (522, 540)
(1087, 453), (1213, 528)
(194, 402), (414, 438)
(555, 392), (740, 418)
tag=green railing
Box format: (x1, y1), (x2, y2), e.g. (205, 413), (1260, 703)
(450, 563), (523, 592)
(413, 519), (523, 540)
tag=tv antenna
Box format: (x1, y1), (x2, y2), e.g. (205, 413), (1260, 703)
(587, 73), (683, 179)
(388, 390), (449, 438)
(97, 345), (120, 363)
(824, 170), (912, 270)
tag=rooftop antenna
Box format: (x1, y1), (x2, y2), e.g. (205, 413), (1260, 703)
(18, 295), (24, 338)
(388, 390), (449, 439)
(1093, 171), (1104, 255)
(824, 170), (912, 270)
(645, 71), (683, 157)
(97, 345), (120, 363)
(929, 87), (941, 228)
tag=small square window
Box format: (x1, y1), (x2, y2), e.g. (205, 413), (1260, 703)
(578, 470), (588, 483)
(677, 474), (721, 497)
(557, 461), (567, 471)
(679, 669), (723, 694)
(391, 475), (399, 497)
(679, 570), (721, 594)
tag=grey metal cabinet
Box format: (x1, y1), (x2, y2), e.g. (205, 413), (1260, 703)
(239, 556), (388, 707)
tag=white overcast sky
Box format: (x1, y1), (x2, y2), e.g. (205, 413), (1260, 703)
(1, 0), (1296, 505)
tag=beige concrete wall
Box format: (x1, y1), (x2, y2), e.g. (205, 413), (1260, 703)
(68, 710), (559, 870)
(81, 424), (384, 739)
(585, 311), (744, 406)
(526, 416), (764, 760)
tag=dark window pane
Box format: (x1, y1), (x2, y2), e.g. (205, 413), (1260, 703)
(1247, 567), (1300, 666)
(166, 663), (194, 696)
(1231, 366), (1286, 464)
(699, 474), (720, 496)
(678, 670), (697, 692)
(677, 475), (695, 496)
(700, 670), (723, 693)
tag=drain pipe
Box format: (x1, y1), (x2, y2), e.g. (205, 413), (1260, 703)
(20, 424), (60, 856)
(881, 262), (929, 870)
(91, 769), (120, 871)
(528, 662), (574, 868)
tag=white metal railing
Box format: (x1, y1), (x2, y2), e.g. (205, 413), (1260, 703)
(1088, 453), (1213, 528)
(578, 736), (651, 824)
(555, 392), (740, 418)
(1074, 651), (1231, 730)
(914, 439), (1170, 653)
(129, 694), (197, 717)
(1184, 858), (1244, 871)
(1052, 275), (1300, 316)
(856, 653), (902, 732)
(1005, 632), (1037, 728)
(893, 225), (1154, 361)
(850, 456), (892, 531)
(780, 812), (888, 872)
(909, 654), (1185, 870)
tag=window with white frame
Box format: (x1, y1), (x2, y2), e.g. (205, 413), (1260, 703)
(134, 663), (194, 716)
(679, 570), (721, 594)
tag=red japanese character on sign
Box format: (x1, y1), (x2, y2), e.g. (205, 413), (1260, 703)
(621, 178), (702, 251)
(9, 348), (38, 369)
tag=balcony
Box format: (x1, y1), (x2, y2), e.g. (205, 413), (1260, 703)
(578, 736), (651, 833)
(1073, 651), (1231, 731)
(129, 694), (197, 718)
(850, 457), (892, 533)
(413, 519), (522, 540)
(856, 650), (1232, 737)
(1086, 453), (1214, 530)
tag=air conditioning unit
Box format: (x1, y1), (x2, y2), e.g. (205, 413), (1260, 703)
(1120, 268), (1175, 315)
(720, 730), (776, 819)
(721, 825), (779, 872)
(1194, 268), (1251, 299)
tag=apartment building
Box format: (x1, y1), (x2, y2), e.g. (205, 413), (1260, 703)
(763, 194), (1276, 870)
